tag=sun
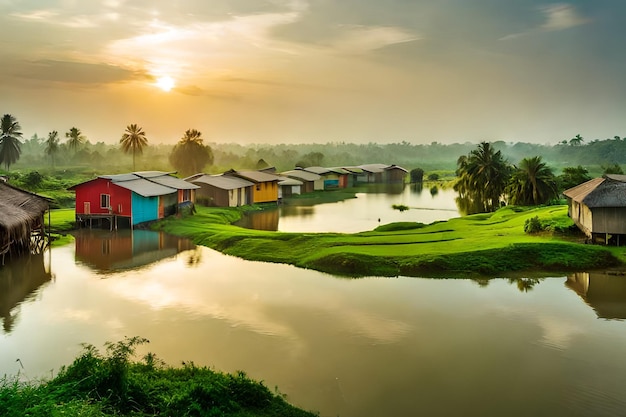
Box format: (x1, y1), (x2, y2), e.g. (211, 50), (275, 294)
(155, 75), (175, 92)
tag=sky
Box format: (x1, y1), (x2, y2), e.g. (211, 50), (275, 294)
(1, 0), (625, 146)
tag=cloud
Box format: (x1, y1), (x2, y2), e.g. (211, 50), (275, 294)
(500, 3), (590, 41)
(540, 3), (589, 31)
(10, 59), (147, 86)
(329, 25), (419, 53)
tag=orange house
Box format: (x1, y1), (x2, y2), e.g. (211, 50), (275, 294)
(224, 169), (280, 203)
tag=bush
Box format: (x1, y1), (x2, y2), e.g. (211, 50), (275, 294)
(524, 216), (543, 234)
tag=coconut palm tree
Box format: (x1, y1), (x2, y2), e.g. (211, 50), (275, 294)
(454, 142), (511, 213)
(66, 127), (86, 152)
(507, 156), (558, 206)
(169, 129), (214, 177)
(569, 134), (584, 146)
(120, 124), (148, 171)
(0, 114), (23, 170)
(45, 130), (60, 168)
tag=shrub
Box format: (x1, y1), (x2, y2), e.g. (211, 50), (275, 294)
(524, 216), (543, 234)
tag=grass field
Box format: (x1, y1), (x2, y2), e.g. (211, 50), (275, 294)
(153, 204), (624, 277)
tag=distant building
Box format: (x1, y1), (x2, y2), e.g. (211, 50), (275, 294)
(563, 175), (626, 245)
(69, 171), (199, 229)
(357, 164), (408, 183)
(186, 173), (253, 207)
(282, 169), (324, 192)
(277, 177), (303, 198)
(223, 169), (281, 204)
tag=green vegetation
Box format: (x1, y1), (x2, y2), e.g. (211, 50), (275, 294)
(153, 204), (623, 277)
(0, 337), (316, 417)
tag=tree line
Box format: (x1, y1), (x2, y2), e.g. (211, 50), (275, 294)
(0, 114), (213, 176)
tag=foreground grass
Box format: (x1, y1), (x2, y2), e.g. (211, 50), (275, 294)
(0, 337), (317, 417)
(153, 204), (623, 277)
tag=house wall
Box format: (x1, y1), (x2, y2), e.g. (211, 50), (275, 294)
(161, 193), (178, 217)
(338, 174), (348, 188)
(228, 187), (249, 207)
(279, 185), (301, 198)
(196, 184), (229, 207)
(321, 173), (340, 189)
(592, 207), (626, 234)
(569, 200), (593, 237)
(177, 189), (196, 204)
(74, 178), (132, 217)
(313, 179), (324, 190)
(252, 181), (278, 203)
(385, 169), (407, 183)
(131, 193), (159, 225)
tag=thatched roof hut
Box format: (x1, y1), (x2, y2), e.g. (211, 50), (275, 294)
(563, 175), (626, 244)
(0, 182), (51, 263)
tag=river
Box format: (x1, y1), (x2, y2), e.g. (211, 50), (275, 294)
(1, 188), (626, 417)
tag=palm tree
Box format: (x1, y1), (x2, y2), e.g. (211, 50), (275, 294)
(507, 156), (558, 206)
(0, 114), (23, 170)
(66, 127), (86, 152)
(569, 134), (584, 146)
(120, 124), (148, 171)
(454, 142), (511, 213)
(45, 130), (60, 167)
(169, 129), (214, 177)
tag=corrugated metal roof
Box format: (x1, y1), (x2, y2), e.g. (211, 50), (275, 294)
(95, 171), (198, 197)
(278, 178), (303, 186)
(100, 173), (138, 182)
(342, 167), (364, 174)
(228, 170), (281, 183)
(358, 163), (388, 173)
(112, 178), (176, 197)
(301, 166), (331, 175)
(281, 170), (322, 181)
(149, 175), (199, 190)
(190, 174), (254, 190)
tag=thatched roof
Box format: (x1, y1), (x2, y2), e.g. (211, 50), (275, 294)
(563, 176), (626, 208)
(0, 182), (50, 240)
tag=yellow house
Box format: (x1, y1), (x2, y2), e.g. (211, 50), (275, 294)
(224, 170), (280, 203)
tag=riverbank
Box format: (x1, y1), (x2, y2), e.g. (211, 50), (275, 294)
(0, 337), (317, 417)
(152, 204), (624, 277)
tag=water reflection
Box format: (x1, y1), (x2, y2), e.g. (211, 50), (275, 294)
(0, 253), (52, 333)
(1, 243), (626, 417)
(566, 272), (626, 319)
(238, 184), (460, 233)
(74, 229), (195, 273)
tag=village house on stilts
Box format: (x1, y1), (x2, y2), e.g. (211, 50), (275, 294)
(0, 181), (51, 265)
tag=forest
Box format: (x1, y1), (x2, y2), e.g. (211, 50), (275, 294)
(1, 114), (625, 210)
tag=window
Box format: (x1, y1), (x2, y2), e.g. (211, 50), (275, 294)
(182, 189), (191, 201)
(100, 194), (110, 209)
(256, 184), (261, 191)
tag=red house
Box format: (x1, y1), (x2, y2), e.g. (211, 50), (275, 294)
(69, 171), (199, 229)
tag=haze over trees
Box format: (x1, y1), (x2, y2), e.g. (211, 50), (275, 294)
(0, 114), (23, 170)
(45, 131), (60, 167)
(169, 129), (214, 177)
(120, 124), (148, 171)
(66, 127), (86, 153)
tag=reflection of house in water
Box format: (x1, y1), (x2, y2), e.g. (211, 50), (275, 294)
(566, 272), (626, 319)
(74, 229), (195, 273)
(234, 209), (279, 231)
(0, 253), (52, 333)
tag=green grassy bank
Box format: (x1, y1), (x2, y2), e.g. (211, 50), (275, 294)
(0, 337), (316, 417)
(153, 204), (624, 277)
